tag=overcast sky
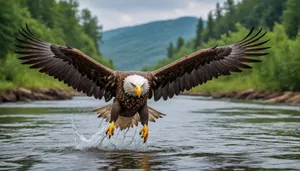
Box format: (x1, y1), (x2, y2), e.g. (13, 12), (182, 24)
(78, 0), (229, 31)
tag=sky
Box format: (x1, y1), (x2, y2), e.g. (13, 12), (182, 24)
(78, 0), (228, 31)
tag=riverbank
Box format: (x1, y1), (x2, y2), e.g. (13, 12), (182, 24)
(183, 89), (300, 105)
(0, 88), (81, 103)
(1, 88), (300, 105)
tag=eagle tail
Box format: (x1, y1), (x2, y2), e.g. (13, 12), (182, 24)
(93, 105), (166, 130)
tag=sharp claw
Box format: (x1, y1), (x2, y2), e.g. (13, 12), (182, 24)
(140, 124), (148, 143)
(106, 122), (115, 139)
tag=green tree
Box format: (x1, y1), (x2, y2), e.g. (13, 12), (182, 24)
(56, 0), (80, 44)
(224, 0), (236, 31)
(167, 42), (174, 58)
(194, 17), (204, 49)
(203, 11), (214, 42)
(176, 36), (185, 52)
(213, 2), (224, 39)
(81, 8), (103, 51)
(283, 0), (300, 38)
(224, 0), (235, 14)
(215, 2), (222, 20)
(0, 0), (114, 92)
(236, 0), (286, 29)
(261, 0), (286, 29)
(21, 0), (59, 28)
(146, 0), (300, 92)
(0, 1), (26, 59)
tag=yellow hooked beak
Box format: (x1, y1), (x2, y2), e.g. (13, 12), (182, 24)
(134, 85), (142, 97)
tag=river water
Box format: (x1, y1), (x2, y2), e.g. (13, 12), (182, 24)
(0, 96), (300, 170)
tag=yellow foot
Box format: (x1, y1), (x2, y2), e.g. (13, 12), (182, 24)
(106, 122), (115, 138)
(139, 124), (148, 143)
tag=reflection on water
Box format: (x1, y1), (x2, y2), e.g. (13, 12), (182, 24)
(0, 96), (300, 170)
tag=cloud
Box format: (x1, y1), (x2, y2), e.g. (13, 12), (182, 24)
(78, 0), (229, 31)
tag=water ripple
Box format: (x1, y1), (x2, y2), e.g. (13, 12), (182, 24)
(0, 96), (300, 170)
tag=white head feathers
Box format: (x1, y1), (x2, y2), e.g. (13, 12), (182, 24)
(123, 75), (149, 97)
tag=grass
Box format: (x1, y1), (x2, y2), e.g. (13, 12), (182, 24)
(189, 72), (266, 93)
(0, 53), (70, 93)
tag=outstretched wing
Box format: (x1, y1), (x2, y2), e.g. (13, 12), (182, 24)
(150, 28), (270, 101)
(15, 24), (117, 102)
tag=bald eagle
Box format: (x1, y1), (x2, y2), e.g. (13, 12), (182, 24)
(15, 25), (269, 143)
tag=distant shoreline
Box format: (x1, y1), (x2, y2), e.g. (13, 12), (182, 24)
(182, 89), (300, 105)
(1, 88), (299, 105)
(0, 88), (81, 103)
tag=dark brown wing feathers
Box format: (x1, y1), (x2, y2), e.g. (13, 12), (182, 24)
(15, 24), (117, 102)
(151, 28), (270, 101)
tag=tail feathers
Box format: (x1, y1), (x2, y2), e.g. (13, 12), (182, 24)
(148, 106), (166, 122)
(92, 104), (112, 122)
(93, 105), (166, 130)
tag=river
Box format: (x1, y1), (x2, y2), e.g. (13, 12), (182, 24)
(0, 96), (300, 170)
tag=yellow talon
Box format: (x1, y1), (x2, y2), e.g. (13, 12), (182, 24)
(139, 124), (148, 143)
(106, 122), (115, 138)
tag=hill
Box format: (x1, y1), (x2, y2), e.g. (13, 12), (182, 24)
(101, 17), (199, 71)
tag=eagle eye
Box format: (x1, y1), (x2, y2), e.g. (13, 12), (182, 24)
(131, 83), (136, 87)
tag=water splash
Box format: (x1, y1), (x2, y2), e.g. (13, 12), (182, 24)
(71, 118), (147, 151)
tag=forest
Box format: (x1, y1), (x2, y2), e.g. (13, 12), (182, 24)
(149, 0), (300, 92)
(0, 0), (113, 92)
(1, 0), (299, 93)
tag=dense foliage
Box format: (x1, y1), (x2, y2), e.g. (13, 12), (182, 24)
(0, 0), (113, 91)
(149, 0), (300, 92)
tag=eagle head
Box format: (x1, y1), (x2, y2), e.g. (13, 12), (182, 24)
(123, 75), (149, 97)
